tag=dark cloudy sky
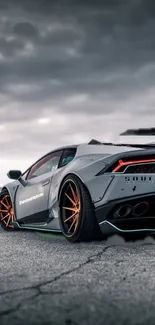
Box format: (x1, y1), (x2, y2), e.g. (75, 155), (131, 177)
(0, 0), (155, 184)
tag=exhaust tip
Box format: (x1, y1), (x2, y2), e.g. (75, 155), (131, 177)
(113, 205), (132, 219)
(132, 201), (149, 217)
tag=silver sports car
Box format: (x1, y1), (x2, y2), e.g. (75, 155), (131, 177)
(1, 139), (155, 242)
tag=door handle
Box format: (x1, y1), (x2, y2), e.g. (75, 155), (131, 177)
(42, 179), (50, 186)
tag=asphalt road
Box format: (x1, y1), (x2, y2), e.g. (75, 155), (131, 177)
(1, 229), (155, 325)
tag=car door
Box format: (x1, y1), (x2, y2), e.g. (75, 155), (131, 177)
(15, 150), (63, 223)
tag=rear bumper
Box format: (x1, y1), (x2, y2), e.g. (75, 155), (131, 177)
(95, 193), (155, 236)
(98, 218), (155, 236)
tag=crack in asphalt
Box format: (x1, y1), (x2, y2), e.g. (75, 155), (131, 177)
(0, 245), (111, 317)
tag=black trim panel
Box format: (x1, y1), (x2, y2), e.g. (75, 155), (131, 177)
(18, 210), (49, 224)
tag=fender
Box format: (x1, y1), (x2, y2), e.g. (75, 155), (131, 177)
(1, 183), (19, 220)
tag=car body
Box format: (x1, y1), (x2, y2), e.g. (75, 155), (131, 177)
(1, 139), (155, 242)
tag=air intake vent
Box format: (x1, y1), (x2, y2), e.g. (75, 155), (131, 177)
(124, 163), (155, 174)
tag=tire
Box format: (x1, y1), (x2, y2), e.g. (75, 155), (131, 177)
(59, 174), (102, 243)
(0, 190), (15, 231)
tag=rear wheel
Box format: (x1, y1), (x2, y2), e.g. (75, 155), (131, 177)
(0, 190), (15, 231)
(59, 175), (102, 242)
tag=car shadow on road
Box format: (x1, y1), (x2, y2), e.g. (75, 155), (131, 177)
(37, 229), (155, 246)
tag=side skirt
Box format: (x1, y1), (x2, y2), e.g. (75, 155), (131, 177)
(10, 221), (62, 233)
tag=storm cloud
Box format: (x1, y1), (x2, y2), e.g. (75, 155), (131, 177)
(0, 0), (155, 184)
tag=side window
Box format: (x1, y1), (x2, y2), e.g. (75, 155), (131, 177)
(27, 151), (62, 180)
(59, 148), (76, 168)
(22, 169), (30, 179)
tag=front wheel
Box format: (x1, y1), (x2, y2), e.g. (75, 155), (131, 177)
(59, 175), (102, 243)
(0, 190), (15, 231)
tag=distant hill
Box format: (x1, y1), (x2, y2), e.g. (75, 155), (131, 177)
(119, 128), (155, 145)
(120, 128), (155, 136)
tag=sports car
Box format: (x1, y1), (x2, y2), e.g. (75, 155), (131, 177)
(1, 139), (155, 242)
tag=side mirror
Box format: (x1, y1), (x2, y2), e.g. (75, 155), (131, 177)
(7, 170), (27, 187)
(7, 170), (22, 180)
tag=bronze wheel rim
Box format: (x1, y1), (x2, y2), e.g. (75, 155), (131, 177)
(62, 181), (81, 236)
(0, 194), (14, 228)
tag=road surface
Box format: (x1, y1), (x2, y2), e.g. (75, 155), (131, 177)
(0, 228), (155, 325)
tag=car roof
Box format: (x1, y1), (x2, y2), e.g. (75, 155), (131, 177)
(46, 144), (78, 155)
(28, 138), (155, 171)
(45, 139), (146, 159)
(34, 144), (78, 162)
